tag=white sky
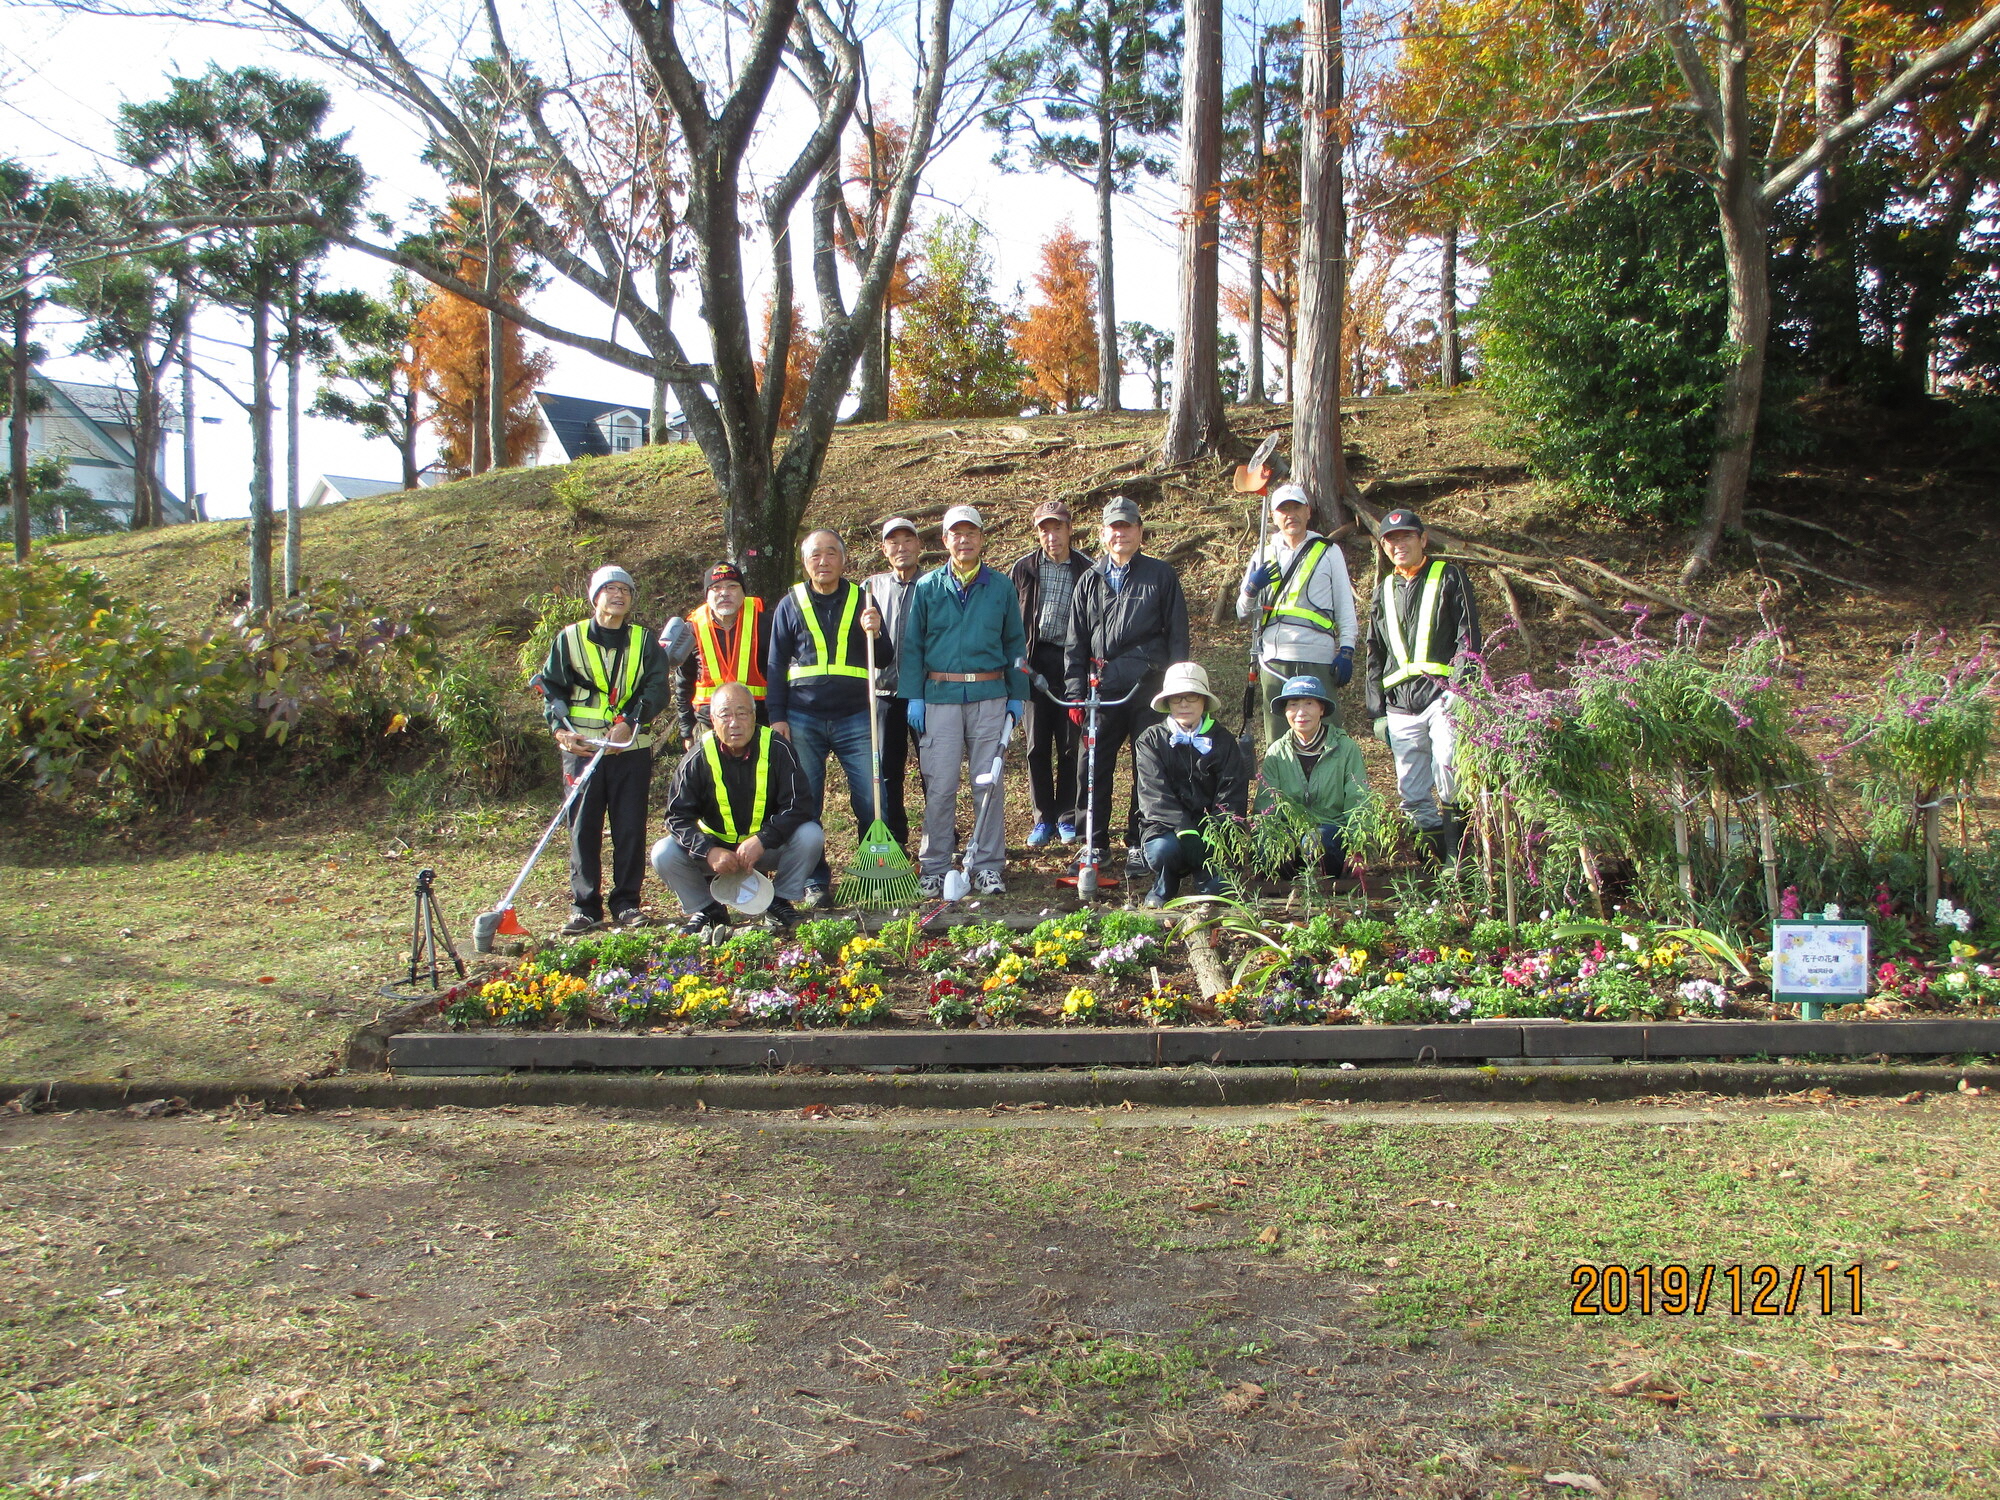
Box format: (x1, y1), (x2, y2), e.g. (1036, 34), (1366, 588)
(3, 0), (1216, 520)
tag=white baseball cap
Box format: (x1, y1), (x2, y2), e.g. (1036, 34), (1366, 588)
(1269, 482), (1312, 514)
(942, 504), (984, 532)
(880, 516), (920, 539)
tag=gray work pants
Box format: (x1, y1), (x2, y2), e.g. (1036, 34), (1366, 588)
(1385, 694), (1458, 831)
(649, 824), (825, 914)
(915, 697), (1009, 878)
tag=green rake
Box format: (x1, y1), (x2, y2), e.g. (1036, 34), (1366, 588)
(832, 630), (921, 909)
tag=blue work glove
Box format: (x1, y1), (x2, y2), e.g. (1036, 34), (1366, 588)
(906, 699), (926, 735)
(1243, 563), (1277, 595)
(1006, 699), (1025, 728)
(1333, 645), (1354, 688)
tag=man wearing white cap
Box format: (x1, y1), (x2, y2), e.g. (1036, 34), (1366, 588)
(864, 516), (926, 847)
(897, 505), (1029, 897)
(1133, 662), (1248, 908)
(537, 564), (672, 933)
(1238, 481), (1357, 744)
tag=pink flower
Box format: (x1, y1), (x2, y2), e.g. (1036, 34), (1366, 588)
(1779, 886), (1801, 920)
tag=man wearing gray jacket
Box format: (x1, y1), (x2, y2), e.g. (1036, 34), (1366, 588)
(1237, 481), (1357, 743)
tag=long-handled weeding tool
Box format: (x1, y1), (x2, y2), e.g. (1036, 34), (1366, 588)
(471, 725), (622, 952)
(1234, 432), (1282, 757)
(1038, 661), (1139, 902)
(831, 631), (921, 910)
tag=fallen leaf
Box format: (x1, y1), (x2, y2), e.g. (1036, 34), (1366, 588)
(1219, 1381), (1265, 1415)
(1882, 1259), (1901, 1271)
(1184, 1201), (1219, 1212)
(1256, 1225), (1280, 1244)
(257, 976), (277, 984)
(1543, 1474), (1608, 1495)
(1958, 1079), (1990, 1096)
(1897, 1091), (1925, 1105)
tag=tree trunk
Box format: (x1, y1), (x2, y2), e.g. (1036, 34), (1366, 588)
(9, 299), (30, 562)
(285, 323), (303, 596)
(1896, 157), (1983, 398)
(1249, 40), (1267, 405)
(853, 312), (888, 421)
(1162, 0), (1228, 463)
(248, 296), (275, 612)
(1683, 0), (1766, 583)
(400, 380), (420, 490)
(1811, 17), (1857, 387)
(1439, 220), (1461, 389)
(131, 364), (160, 532)
(180, 320), (202, 520)
(1291, 0), (1347, 530)
(484, 227), (507, 470)
(1095, 105), (1122, 413)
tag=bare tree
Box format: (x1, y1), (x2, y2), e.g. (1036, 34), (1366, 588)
(1289, 0), (1343, 526)
(1660, 0), (2000, 578)
(1161, 0), (1228, 462)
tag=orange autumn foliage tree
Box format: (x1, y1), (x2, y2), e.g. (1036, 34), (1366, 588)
(1014, 224), (1100, 412)
(409, 251), (552, 476)
(756, 297), (820, 431)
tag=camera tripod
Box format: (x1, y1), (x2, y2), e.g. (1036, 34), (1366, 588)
(406, 867), (467, 989)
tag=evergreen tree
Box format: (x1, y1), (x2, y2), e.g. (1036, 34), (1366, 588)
(312, 275), (427, 491)
(1015, 224), (1100, 412)
(891, 218), (1023, 419)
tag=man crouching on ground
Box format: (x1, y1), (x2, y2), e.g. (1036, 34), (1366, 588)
(651, 682), (824, 937)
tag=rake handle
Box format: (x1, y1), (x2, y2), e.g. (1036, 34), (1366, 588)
(866, 625), (884, 826)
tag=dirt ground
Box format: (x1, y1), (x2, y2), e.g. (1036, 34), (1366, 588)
(5, 1095), (1997, 1498)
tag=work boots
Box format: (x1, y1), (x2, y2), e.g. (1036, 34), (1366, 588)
(1423, 810), (1464, 867)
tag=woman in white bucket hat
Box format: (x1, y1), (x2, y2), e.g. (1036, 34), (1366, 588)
(1130, 662), (1249, 908)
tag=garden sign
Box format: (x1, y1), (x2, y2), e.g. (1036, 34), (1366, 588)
(1771, 915), (1871, 1021)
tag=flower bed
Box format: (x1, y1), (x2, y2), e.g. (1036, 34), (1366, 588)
(429, 897), (2000, 1036)
(442, 911), (1194, 1032)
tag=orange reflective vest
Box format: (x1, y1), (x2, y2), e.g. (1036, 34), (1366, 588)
(689, 598), (767, 705)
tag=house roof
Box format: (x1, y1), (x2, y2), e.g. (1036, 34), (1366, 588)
(312, 475), (403, 503)
(535, 391), (652, 460)
(47, 378), (184, 436)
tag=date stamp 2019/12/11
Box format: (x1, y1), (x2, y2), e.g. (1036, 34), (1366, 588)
(1572, 1264), (1865, 1317)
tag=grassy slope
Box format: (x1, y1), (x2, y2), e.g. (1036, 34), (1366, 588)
(2, 1100), (1995, 1498)
(5, 393), (1997, 1085)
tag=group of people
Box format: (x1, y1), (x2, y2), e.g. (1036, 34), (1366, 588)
(535, 488), (1479, 936)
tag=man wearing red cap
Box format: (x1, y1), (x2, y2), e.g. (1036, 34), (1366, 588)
(676, 561), (769, 744)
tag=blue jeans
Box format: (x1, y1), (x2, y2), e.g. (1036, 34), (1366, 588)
(1142, 834), (1224, 902)
(786, 707), (877, 888)
(1317, 825), (1348, 878)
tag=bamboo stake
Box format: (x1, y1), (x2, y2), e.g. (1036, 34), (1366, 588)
(1477, 788), (1496, 914)
(1754, 786), (1780, 919)
(1711, 781), (1733, 894)
(1578, 839), (1605, 918)
(1923, 795), (1941, 918)
(1672, 767), (1694, 908)
(1501, 794), (1518, 929)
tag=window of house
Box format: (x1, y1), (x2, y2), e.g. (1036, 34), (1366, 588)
(606, 412), (640, 452)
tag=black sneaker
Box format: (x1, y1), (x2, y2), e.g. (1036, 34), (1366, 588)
(1124, 846), (1148, 877)
(561, 912), (601, 936)
(680, 903), (730, 937)
(764, 897), (800, 932)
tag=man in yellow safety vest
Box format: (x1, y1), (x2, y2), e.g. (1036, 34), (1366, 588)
(766, 528), (889, 903)
(1237, 480), (1358, 744)
(1364, 509), (1482, 863)
(537, 564), (672, 933)
(654, 682), (823, 936)
(675, 561), (769, 743)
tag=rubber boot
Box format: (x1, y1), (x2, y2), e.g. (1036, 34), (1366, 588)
(1424, 812), (1464, 866)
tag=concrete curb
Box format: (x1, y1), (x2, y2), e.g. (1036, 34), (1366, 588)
(7, 1063), (1999, 1114)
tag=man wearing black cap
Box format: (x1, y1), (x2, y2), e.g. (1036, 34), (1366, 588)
(1010, 498), (1093, 847)
(676, 561), (770, 744)
(1064, 497), (1189, 873)
(1365, 509), (1481, 862)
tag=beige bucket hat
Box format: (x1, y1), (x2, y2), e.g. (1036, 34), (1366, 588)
(1150, 661), (1222, 716)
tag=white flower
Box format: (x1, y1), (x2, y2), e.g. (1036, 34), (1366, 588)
(1621, 932), (1642, 952)
(1823, 903), (1841, 920)
(1678, 978), (1727, 1012)
(1936, 899), (1974, 933)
